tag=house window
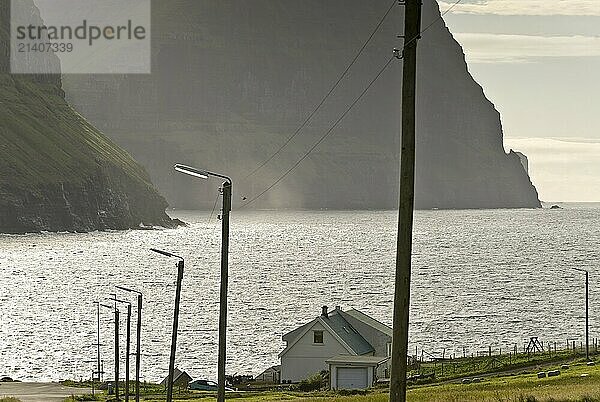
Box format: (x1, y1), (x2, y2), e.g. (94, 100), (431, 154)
(387, 342), (392, 356)
(313, 330), (324, 344)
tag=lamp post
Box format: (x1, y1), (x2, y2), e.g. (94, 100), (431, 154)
(99, 303), (119, 400)
(572, 268), (590, 360)
(174, 163), (231, 402)
(151, 248), (184, 402)
(92, 302), (102, 382)
(110, 295), (132, 401)
(116, 286), (143, 402)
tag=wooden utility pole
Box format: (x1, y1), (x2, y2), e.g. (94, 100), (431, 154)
(390, 1), (422, 402)
(167, 260), (184, 402)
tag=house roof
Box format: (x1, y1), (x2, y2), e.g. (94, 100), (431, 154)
(342, 309), (392, 337)
(255, 365), (281, 378)
(326, 354), (390, 366)
(160, 368), (192, 386)
(323, 312), (374, 355)
(279, 308), (375, 358)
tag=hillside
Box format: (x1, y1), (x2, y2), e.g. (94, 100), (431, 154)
(0, 0), (177, 233)
(63, 0), (541, 210)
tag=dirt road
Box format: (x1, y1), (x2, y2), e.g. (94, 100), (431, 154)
(0, 382), (92, 401)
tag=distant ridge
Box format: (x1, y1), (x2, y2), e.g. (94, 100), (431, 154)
(63, 0), (541, 210)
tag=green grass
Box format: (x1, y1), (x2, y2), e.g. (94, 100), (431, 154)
(0, 398), (22, 402)
(406, 349), (589, 384)
(0, 73), (153, 190)
(60, 353), (600, 402)
(405, 359), (600, 402)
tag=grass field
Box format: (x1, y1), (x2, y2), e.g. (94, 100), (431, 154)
(54, 354), (600, 402)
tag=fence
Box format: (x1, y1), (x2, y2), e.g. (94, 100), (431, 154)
(406, 337), (600, 380)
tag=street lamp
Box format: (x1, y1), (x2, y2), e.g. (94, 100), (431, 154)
(110, 295), (133, 402)
(99, 303), (119, 400)
(116, 285), (143, 402)
(174, 163), (232, 402)
(150, 248), (184, 402)
(572, 267), (590, 360)
(92, 302), (103, 383)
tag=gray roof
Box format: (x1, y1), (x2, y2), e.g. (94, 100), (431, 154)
(342, 309), (392, 337)
(323, 312), (374, 355)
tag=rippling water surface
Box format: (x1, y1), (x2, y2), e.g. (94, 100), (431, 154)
(1, 205), (599, 382)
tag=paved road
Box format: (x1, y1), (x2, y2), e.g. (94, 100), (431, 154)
(0, 382), (92, 401)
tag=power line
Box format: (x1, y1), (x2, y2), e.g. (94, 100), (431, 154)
(242, 0), (398, 181)
(241, 56), (395, 209)
(240, 0), (465, 208)
(399, 0), (464, 54)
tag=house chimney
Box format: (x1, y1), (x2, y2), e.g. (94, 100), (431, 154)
(321, 306), (328, 317)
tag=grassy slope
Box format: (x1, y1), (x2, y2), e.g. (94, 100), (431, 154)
(0, 2), (158, 196)
(0, 3), (174, 231)
(0, 73), (154, 192)
(57, 358), (600, 402)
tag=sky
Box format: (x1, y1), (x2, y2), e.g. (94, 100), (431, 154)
(440, 0), (600, 202)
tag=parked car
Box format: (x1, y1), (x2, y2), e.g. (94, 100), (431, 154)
(189, 379), (234, 391)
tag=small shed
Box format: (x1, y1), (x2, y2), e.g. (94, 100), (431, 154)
(255, 365), (281, 383)
(160, 368), (193, 390)
(326, 355), (389, 390)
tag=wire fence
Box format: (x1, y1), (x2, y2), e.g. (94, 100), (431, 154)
(406, 337), (600, 381)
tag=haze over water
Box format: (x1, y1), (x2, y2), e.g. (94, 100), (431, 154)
(1, 205), (599, 382)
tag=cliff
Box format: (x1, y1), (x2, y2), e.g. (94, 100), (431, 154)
(62, 0), (541, 210)
(0, 1), (178, 233)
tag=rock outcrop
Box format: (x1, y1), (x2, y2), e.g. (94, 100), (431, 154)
(62, 0), (541, 210)
(0, 0), (178, 233)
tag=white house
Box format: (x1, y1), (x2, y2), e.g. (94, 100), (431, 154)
(279, 306), (392, 389)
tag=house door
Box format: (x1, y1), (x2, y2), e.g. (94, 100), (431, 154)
(336, 367), (368, 389)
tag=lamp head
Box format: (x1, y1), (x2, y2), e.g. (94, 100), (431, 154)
(150, 248), (175, 258)
(174, 164), (209, 180)
(116, 285), (142, 296)
(150, 248), (184, 261)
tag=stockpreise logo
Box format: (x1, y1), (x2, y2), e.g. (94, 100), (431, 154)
(11, 0), (151, 74)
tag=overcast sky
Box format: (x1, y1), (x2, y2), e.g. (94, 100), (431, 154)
(440, 0), (600, 202)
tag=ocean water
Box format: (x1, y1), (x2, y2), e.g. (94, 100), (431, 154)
(1, 205), (599, 383)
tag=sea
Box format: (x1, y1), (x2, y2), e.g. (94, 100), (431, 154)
(1, 203), (599, 383)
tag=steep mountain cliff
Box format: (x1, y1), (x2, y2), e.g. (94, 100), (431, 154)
(63, 0), (541, 210)
(0, 1), (177, 233)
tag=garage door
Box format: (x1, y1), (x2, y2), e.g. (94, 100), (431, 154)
(336, 367), (368, 389)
